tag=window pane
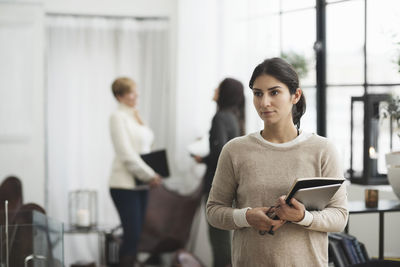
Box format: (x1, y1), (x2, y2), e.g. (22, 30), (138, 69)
(281, 0), (315, 12)
(326, 0), (364, 85)
(327, 86), (365, 174)
(367, 0), (400, 84)
(247, 14), (280, 65)
(300, 87), (316, 133)
(247, 0), (279, 16)
(281, 9), (316, 86)
(367, 86), (399, 95)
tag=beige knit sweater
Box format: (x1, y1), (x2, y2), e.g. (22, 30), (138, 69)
(206, 132), (348, 267)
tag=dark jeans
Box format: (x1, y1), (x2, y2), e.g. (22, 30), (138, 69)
(110, 189), (148, 259)
(205, 194), (232, 267)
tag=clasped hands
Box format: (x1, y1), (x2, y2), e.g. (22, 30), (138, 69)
(245, 196), (306, 233)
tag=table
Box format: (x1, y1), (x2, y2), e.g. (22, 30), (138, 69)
(346, 199), (400, 260)
(64, 226), (111, 267)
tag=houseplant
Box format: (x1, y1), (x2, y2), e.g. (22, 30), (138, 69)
(383, 95), (400, 199)
(281, 51), (309, 79)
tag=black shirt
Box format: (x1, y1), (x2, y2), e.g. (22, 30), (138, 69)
(202, 110), (240, 193)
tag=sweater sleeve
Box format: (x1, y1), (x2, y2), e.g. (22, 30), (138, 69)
(306, 141), (349, 232)
(206, 144), (241, 230)
(109, 113), (155, 182)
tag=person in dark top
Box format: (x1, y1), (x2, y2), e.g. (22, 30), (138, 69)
(193, 77), (245, 267)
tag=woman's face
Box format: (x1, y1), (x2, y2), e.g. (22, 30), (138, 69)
(212, 87), (219, 102)
(252, 74), (300, 126)
(118, 87), (138, 108)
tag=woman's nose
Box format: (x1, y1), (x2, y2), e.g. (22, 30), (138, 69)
(261, 95), (271, 107)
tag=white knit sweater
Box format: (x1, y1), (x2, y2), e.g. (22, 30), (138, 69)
(109, 104), (155, 189)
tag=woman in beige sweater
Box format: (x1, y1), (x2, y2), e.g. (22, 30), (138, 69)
(206, 58), (348, 267)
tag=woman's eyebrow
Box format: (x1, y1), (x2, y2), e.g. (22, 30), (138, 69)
(252, 86), (282, 91)
(267, 86), (282, 91)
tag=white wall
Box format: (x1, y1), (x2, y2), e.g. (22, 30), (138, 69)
(0, 1), (45, 206)
(174, 0), (219, 177)
(174, 1), (221, 265)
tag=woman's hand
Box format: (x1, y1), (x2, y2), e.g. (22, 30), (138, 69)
(245, 207), (286, 232)
(192, 155), (203, 164)
(149, 174), (162, 188)
(274, 196), (305, 222)
(133, 109), (144, 125)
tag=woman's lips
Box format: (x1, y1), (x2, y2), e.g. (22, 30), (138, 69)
(261, 111), (275, 116)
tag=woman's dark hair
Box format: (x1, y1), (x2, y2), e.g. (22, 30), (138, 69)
(248, 57), (306, 129)
(217, 78), (246, 135)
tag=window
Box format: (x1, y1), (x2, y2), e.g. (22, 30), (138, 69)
(280, 2), (317, 133)
(325, 0), (400, 184)
(277, 0), (400, 184)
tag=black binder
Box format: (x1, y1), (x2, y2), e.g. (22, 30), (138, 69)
(135, 149), (170, 186)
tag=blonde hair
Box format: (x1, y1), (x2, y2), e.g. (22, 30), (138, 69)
(111, 77), (136, 99)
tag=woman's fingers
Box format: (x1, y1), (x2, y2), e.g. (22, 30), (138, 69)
(258, 217), (285, 231)
(194, 156), (203, 163)
(272, 220), (286, 231)
(290, 197), (304, 209)
(274, 197), (305, 222)
(247, 207), (289, 232)
(275, 195), (286, 206)
(247, 207), (276, 229)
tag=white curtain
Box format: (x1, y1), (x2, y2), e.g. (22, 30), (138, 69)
(46, 16), (173, 265)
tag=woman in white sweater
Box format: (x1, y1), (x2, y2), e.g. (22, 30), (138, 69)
(206, 58), (348, 266)
(109, 77), (161, 267)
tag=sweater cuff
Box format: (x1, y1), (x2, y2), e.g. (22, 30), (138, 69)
(137, 169), (156, 182)
(233, 207), (251, 228)
(293, 210), (313, 227)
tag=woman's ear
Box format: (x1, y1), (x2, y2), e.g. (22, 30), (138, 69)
(292, 88), (302, 104)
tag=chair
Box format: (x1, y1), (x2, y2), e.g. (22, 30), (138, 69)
(0, 176), (23, 225)
(137, 180), (203, 254)
(0, 177), (63, 267)
(8, 203), (52, 267)
(106, 180), (204, 266)
(8, 203), (63, 267)
(0, 176), (24, 266)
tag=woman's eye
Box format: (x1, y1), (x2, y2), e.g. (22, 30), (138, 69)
(270, 90), (279, 96)
(253, 91), (262, 97)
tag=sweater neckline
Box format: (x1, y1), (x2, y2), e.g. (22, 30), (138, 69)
(118, 103), (135, 114)
(251, 130), (314, 150)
